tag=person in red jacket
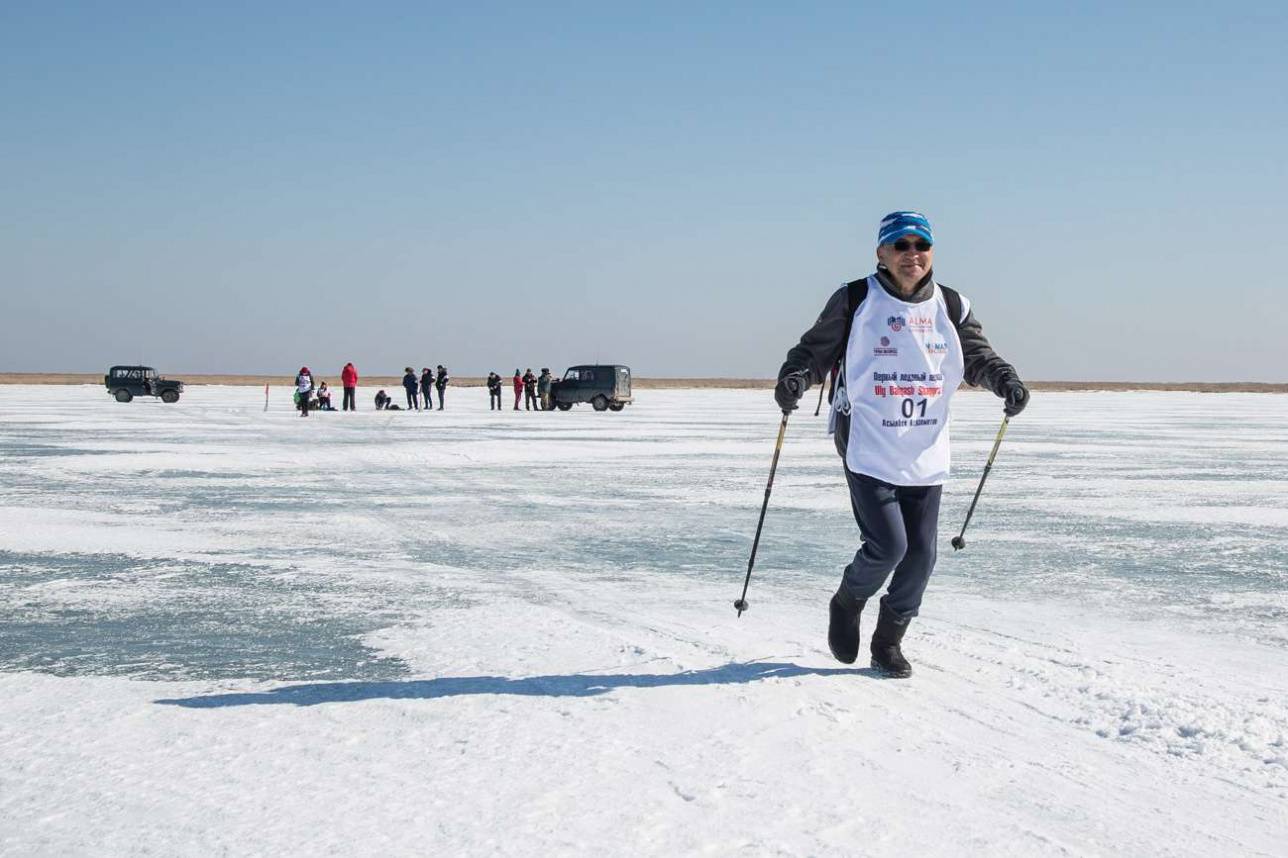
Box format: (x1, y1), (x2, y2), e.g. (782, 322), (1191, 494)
(340, 362), (358, 411)
(512, 369), (523, 411)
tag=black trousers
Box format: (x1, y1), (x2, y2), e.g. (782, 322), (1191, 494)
(406, 389), (419, 410)
(839, 469), (942, 618)
(436, 386), (445, 409)
(524, 389), (537, 410)
(490, 390), (501, 409)
(342, 387), (356, 410)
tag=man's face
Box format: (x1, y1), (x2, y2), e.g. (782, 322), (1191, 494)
(876, 235), (934, 284)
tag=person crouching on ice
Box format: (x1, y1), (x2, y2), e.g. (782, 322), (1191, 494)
(775, 211), (1029, 678)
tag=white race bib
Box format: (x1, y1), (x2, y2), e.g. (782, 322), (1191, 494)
(839, 278), (966, 485)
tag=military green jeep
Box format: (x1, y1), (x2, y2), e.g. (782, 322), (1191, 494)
(548, 365), (632, 412)
(104, 366), (184, 403)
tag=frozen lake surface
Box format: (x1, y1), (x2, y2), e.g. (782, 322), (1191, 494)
(1, 385), (1286, 855)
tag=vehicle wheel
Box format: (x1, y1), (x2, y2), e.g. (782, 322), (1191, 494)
(160, 390), (180, 403)
(114, 389), (133, 403)
(608, 402), (624, 412)
(591, 395), (609, 412)
(556, 402), (573, 411)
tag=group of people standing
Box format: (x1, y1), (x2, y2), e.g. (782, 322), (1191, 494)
(397, 366), (450, 411)
(486, 368), (553, 411)
(292, 363), (555, 414)
(295, 362), (441, 415)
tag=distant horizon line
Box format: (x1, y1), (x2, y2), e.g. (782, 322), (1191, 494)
(1, 372), (1284, 394)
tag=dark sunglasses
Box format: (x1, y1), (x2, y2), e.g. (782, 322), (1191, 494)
(891, 238), (932, 252)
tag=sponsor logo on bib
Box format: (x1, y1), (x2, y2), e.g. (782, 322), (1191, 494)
(873, 336), (898, 357)
(887, 315), (905, 332)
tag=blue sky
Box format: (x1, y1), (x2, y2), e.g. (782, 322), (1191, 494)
(3, 2), (1285, 380)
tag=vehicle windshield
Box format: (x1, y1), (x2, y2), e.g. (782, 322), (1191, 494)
(564, 370), (579, 381)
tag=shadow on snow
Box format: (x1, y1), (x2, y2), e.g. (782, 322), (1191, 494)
(154, 660), (873, 708)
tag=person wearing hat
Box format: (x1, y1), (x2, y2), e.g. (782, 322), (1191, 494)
(402, 367), (420, 410)
(537, 368), (553, 410)
(775, 211), (1029, 678)
(487, 372), (503, 410)
(522, 368), (538, 410)
(340, 362), (359, 411)
(294, 366), (314, 417)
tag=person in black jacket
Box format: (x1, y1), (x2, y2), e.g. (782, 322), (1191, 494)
(522, 368), (538, 410)
(420, 368), (434, 412)
(775, 211), (1028, 679)
(402, 367), (420, 410)
(435, 365), (449, 410)
(487, 372), (503, 410)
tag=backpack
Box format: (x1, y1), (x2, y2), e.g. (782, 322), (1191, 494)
(825, 276), (966, 458)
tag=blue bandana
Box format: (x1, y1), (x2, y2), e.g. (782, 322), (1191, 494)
(878, 211), (933, 246)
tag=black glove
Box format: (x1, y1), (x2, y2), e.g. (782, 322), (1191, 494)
(1001, 375), (1029, 417)
(774, 370), (809, 412)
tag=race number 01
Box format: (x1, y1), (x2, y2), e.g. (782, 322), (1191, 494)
(901, 398), (928, 418)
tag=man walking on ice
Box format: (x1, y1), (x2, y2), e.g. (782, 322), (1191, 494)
(775, 211), (1029, 678)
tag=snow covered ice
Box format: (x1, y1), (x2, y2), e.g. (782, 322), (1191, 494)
(1, 384), (1286, 856)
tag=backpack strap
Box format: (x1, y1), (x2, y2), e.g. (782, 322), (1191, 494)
(844, 277), (870, 333)
(938, 283), (966, 329)
(826, 277), (869, 404)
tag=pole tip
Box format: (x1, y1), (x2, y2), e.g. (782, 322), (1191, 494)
(951, 536), (965, 551)
(733, 598), (749, 615)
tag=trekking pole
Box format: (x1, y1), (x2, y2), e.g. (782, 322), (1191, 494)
(951, 415), (1010, 551)
(813, 383), (826, 416)
(734, 409), (791, 617)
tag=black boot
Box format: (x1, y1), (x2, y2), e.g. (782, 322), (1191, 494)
(870, 600), (913, 678)
(827, 588), (866, 664)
